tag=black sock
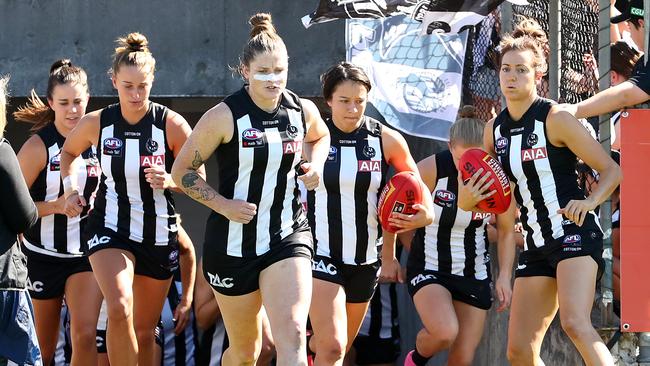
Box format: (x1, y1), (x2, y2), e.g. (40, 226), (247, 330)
(412, 348), (431, 366)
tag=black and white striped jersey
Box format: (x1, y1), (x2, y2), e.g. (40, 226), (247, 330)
(53, 303), (72, 366)
(306, 117), (388, 265)
(409, 151), (490, 280)
(358, 282), (399, 340)
(23, 122), (99, 257)
(204, 87), (307, 258)
(493, 98), (599, 251)
(196, 319), (228, 366)
(160, 279), (198, 366)
(90, 102), (178, 246)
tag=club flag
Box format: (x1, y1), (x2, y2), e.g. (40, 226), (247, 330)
(347, 15), (467, 140)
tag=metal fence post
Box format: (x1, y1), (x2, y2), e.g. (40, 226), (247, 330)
(548, 0), (561, 100)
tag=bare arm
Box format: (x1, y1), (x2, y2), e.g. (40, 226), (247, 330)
(17, 135), (64, 217)
(173, 225), (196, 334)
(494, 194), (517, 312)
(297, 99), (330, 191)
(574, 81), (650, 119)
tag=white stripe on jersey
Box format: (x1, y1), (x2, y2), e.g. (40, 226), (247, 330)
(256, 128), (281, 256)
(101, 125), (119, 232)
(152, 125), (173, 244)
(313, 180), (330, 258)
(364, 136), (383, 263)
(279, 109), (305, 240)
(228, 115), (254, 257)
(125, 138), (145, 242)
(340, 146), (358, 263)
(41, 143), (61, 252)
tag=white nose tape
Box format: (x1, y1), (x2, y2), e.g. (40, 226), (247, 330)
(253, 72), (286, 82)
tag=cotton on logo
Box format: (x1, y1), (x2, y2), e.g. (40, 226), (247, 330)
(312, 259), (337, 275)
(410, 273), (435, 287)
(87, 235), (110, 249)
(283, 141), (302, 155)
(358, 160), (380, 172)
(521, 147), (547, 162)
(140, 155), (165, 167)
(27, 279), (44, 292)
(207, 272), (234, 288)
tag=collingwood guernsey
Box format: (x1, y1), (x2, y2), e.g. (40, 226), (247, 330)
(306, 116), (388, 265)
(90, 102), (178, 245)
(204, 87), (307, 258)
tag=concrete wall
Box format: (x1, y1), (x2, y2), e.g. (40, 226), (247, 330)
(0, 0), (344, 97)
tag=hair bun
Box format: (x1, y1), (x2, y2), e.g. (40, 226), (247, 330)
(457, 105), (478, 119)
(124, 32), (149, 53)
(50, 59), (72, 74)
(249, 13), (277, 38)
(512, 18), (549, 58)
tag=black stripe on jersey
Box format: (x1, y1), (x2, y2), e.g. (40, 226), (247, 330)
(462, 219), (483, 277)
(139, 125), (157, 243)
(325, 147), (343, 261)
(436, 172), (458, 274)
(269, 122), (297, 249)
(354, 141), (372, 264)
(306, 189), (317, 250)
(160, 108), (177, 243)
(242, 136), (269, 257)
(367, 283), (383, 338)
(109, 116), (131, 240)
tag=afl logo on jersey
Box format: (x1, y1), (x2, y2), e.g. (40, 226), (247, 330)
(103, 138), (123, 157)
(286, 124), (299, 139)
(145, 138), (159, 154)
(527, 133), (539, 147)
(434, 190), (456, 208)
(242, 128), (265, 148)
(327, 146), (338, 163)
(49, 152), (61, 171)
(362, 145), (376, 158)
(495, 137), (508, 156)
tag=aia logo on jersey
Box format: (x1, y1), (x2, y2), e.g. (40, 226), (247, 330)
(49, 152), (61, 171)
(362, 145), (376, 158)
(358, 160), (380, 172)
(327, 146), (338, 163)
(86, 165), (101, 177)
(242, 128), (265, 148)
(527, 133), (539, 147)
(286, 124), (299, 139)
(140, 154), (165, 167)
(103, 138), (123, 157)
(145, 138), (159, 154)
(472, 212), (491, 221)
(283, 141), (302, 155)
(434, 190), (455, 208)
(495, 137), (508, 156)
(521, 147), (547, 162)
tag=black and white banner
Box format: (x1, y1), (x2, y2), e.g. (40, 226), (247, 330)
(347, 15), (467, 140)
(303, 0), (527, 34)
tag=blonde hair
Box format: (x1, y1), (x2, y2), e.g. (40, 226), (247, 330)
(237, 13), (287, 77)
(14, 59), (88, 132)
(110, 32), (156, 77)
(0, 76), (8, 138)
(499, 17), (549, 75)
(449, 105), (485, 147)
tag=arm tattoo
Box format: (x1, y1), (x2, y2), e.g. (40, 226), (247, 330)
(181, 171), (216, 202)
(191, 150), (203, 170)
(182, 172), (200, 188)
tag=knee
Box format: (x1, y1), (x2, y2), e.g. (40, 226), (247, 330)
(274, 320), (305, 350)
(258, 340), (276, 363)
(314, 336), (346, 363)
(507, 340), (537, 365)
(226, 344), (260, 366)
(71, 326), (98, 350)
(134, 326), (156, 347)
(560, 315), (593, 340)
(105, 296), (132, 322)
(447, 347), (476, 366)
(420, 323), (458, 350)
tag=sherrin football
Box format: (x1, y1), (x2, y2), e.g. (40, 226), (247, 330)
(377, 171), (424, 233)
(459, 148), (511, 214)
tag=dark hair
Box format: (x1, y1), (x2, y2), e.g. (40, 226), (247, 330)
(611, 41), (641, 79)
(628, 18), (643, 30)
(13, 59), (88, 132)
(110, 32), (155, 77)
(237, 13), (287, 77)
(499, 17), (549, 74)
(449, 105), (485, 147)
(320, 62), (372, 100)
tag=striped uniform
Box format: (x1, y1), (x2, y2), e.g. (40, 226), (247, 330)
(196, 320), (228, 366)
(306, 117), (388, 265)
(204, 87), (307, 258)
(160, 279), (198, 366)
(23, 122), (99, 257)
(492, 97), (600, 252)
(53, 303), (72, 366)
(89, 102), (178, 245)
(409, 151), (490, 279)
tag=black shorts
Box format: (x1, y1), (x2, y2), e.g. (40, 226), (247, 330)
(352, 336), (400, 365)
(86, 226), (179, 280)
(25, 252), (92, 300)
(515, 227), (604, 279)
(407, 270), (493, 310)
(312, 255), (379, 303)
(203, 229), (313, 296)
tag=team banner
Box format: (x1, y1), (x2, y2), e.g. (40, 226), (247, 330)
(347, 15), (467, 140)
(303, 0), (527, 33)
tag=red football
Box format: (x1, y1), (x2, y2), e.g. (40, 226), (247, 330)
(459, 148), (512, 214)
(377, 171), (424, 233)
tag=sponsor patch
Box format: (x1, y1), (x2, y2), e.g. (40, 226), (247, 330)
(49, 152), (61, 171)
(358, 160), (381, 172)
(327, 146), (338, 163)
(362, 145), (376, 158)
(521, 147), (547, 162)
(472, 212), (491, 221)
(86, 165), (101, 177)
(145, 138), (159, 154)
(434, 190), (455, 208)
(241, 128), (265, 148)
(283, 141), (302, 155)
(140, 154), (165, 167)
(410, 273), (436, 287)
(103, 138), (123, 157)
(495, 137), (508, 155)
(312, 259), (338, 275)
(527, 133), (539, 147)
(207, 272), (234, 288)
(562, 234), (582, 251)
